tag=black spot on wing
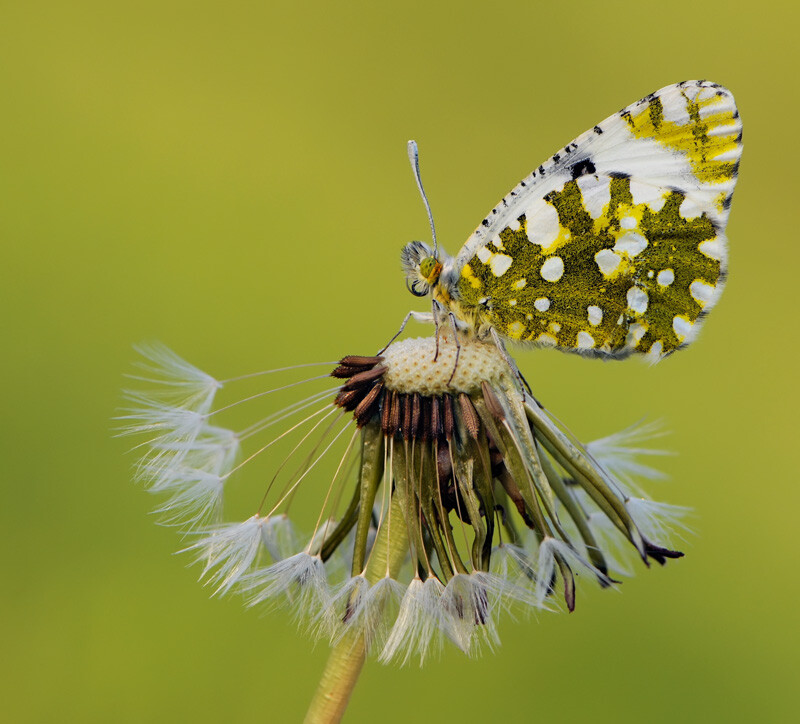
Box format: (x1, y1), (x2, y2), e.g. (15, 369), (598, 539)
(552, 153), (560, 163)
(593, 125), (603, 134)
(538, 165), (545, 175)
(570, 159), (596, 179)
(722, 193), (733, 210)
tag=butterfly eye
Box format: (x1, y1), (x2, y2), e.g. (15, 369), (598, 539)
(407, 279), (428, 297)
(419, 256), (443, 285)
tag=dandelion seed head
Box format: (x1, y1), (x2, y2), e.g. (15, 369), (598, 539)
(123, 336), (688, 664)
(380, 336), (511, 395)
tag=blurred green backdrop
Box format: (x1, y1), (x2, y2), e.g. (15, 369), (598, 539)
(2, 1), (798, 722)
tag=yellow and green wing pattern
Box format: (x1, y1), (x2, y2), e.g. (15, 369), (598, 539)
(451, 80), (741, 360)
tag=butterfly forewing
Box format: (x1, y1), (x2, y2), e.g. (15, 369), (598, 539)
(451, 80), (741, 359)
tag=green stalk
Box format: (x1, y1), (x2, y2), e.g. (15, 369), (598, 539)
(304, 493), (409, 724)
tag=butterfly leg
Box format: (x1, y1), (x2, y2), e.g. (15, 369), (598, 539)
(432, 300), (443, 361)
(489, 327), (532, 395)
(377, 310), (435, 355)
(446, 312), (462, 385)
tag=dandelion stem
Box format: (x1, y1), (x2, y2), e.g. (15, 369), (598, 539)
(304, 494), (408, 724)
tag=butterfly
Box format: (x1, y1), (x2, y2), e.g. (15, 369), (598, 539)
(401, 80), (742, 361)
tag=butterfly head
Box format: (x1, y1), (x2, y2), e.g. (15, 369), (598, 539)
(401, 240), (442, 297)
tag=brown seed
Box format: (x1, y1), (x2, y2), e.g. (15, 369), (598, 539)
(402, 393), (412, 441)
(381, 389), (393, 434)
(421, 396), (432, 442)
(389, 391), (401, 437)
(342, 365), (386, 390)
(354, 382), (383, 427)
(339, 355), (384, 367)
(443, 395), (455, 441)
(458, 393), (481, 440)
(430, 396), (441, 440)
(334, 388), (361, 411)
(411, 392), (422, 438)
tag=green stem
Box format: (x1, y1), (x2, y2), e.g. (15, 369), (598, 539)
(304, 494), (408, 724)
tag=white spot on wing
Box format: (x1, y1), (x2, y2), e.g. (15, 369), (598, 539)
(512, 278), (527, 290)
(476, 247), (491, 263)
(614, 231), (648, 257)
(657, 269), (674, 286)
(595, 249), (621, 276)
(534, 297), (550, 312)
(690, 280), (715, 306)
(577, 331), (595, 349)
(489, 253), (513, 277)
(587, 305), (603, 326)
(507, 321), (525, 338)
(540, 256), (564, 282)
(660, 95), (691, 125)
(525, 199), (561, 251)
(627, 286), (648, 314)
(647, 340), (664, 361)
(629, 181), (667, 212)
(507, 218), (521, 232)
(673, 315), (693, 341)
(679, 196), (703, 219)
(535, 333), (557, 346)
(628, 323), (647, 346)
(696, 86), (718, 103)
(698, 238), (725, 260)
(576, 175), (611, 220)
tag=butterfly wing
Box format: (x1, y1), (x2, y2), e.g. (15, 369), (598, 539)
(450, 80), (741, 359)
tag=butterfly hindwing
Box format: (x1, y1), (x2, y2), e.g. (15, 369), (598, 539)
(450, 80), (741, 359)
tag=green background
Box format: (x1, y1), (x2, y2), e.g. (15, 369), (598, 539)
(2, 1), (798, 721)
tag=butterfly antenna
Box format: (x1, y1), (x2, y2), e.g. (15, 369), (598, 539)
(407, 140), (438, 259)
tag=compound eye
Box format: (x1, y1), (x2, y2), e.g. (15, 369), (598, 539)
(419, 256), (442, 284)
(407, 279), (428, 297)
